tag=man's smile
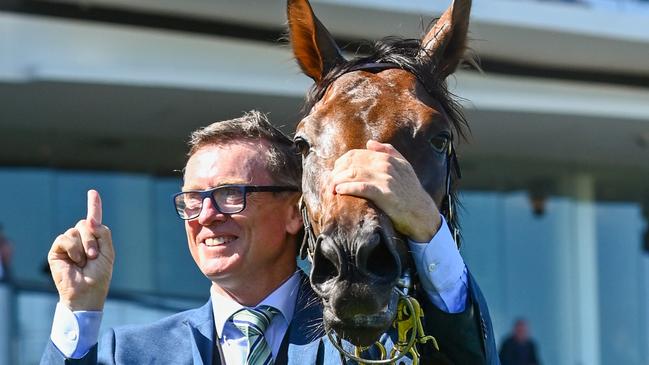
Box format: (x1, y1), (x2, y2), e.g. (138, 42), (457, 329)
(202, 235), (238, 247)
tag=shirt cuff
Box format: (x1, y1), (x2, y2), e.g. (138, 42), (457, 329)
(50, 302), (103, 359)
(408, 215), (468, 313)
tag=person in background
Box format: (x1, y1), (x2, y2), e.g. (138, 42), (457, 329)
(0, 223), (13, 283)
(499, 318), (541, 365)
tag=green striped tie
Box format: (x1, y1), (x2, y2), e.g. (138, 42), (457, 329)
(230, 306), (279, 365)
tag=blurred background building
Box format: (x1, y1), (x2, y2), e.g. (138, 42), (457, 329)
(0, 0), (648, 364)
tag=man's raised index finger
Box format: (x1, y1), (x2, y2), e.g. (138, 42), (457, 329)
(87, 189), (102, 226)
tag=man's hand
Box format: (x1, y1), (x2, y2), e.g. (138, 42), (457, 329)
(48, 190), (114, 311)
(331, 140), (441, 242)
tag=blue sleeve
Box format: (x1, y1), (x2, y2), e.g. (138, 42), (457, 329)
(408, 215), (468, 313)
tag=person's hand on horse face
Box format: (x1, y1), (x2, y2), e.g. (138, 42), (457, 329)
(331, 140), (441, 242)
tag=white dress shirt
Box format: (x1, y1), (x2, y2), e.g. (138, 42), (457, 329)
(50, 215), (467, 360)
(212, 271), (299, 364)
(408, 216), (468, 313)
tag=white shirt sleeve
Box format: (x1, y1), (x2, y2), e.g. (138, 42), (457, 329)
(50, 302), (103, 359)
(407, 215), (468, 313)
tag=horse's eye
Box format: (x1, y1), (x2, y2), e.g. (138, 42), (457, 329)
(293, 137), (311, 156)
(430, 133), (451, 153)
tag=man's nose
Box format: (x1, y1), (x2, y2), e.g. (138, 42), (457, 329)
(197, 197), (226, 225)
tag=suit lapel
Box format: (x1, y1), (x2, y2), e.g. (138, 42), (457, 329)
(185, 299), (217, 365)
(282, 271), (328, 364)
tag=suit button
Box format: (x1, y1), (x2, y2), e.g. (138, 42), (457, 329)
(65, 329), (78, 341)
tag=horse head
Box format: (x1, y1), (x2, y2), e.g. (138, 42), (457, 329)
(288, 0), (470, 346)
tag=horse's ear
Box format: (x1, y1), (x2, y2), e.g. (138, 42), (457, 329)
(418, 0), (471, 78)
(287, 0), (344, 82)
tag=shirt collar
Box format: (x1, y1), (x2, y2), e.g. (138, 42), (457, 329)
(211, 271), (301, 338)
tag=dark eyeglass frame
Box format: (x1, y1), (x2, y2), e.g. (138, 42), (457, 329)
(172, 184), (299, 220)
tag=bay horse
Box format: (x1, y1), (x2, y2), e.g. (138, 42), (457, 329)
(288, 0), (469, 351)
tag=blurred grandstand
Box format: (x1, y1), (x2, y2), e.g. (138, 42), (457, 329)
(0, 1), (647, 364)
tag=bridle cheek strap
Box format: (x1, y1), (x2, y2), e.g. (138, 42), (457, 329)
(299, 196), (316, 261)
(443, 141), (462, 248)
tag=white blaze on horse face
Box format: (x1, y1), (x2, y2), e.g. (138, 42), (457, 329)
(337, 73), (381, 124)
(312, 122), (338, 160)
(335, 73), (382, 99)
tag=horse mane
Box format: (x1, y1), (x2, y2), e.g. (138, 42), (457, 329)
(300, 35), (469, 245)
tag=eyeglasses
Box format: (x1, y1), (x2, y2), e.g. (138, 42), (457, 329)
(172, 184), (299, 220)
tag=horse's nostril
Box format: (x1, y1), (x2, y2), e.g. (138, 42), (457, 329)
(356, 232), (400, 282)
(311, 236), (342, 287)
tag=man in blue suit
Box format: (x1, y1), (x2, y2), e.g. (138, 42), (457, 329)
(41, 111), (498, 364)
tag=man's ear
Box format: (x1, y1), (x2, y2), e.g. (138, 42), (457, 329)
(285, 194), (304, 235)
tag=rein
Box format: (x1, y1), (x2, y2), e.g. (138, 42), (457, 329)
(298, 62), (462, 363)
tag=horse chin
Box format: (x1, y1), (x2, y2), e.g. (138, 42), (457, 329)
(323, 290), (400, 347)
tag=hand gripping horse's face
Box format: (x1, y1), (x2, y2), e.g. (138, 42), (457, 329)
(288, 0), (471, 346)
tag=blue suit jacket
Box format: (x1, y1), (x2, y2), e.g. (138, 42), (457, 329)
(41, 272), (498, 364)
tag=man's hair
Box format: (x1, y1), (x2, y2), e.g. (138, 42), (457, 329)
(186, 110), (301, 189)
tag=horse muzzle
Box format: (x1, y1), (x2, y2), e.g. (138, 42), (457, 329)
(310, 227), (401, 292)
(322, 289), (400, 346)
(309, 223), (403, 346)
